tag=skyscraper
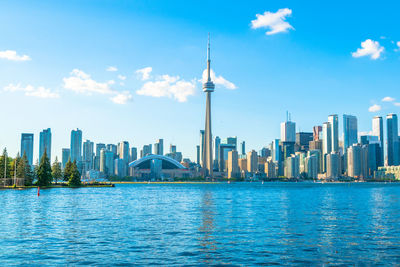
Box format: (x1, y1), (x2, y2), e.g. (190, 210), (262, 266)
(313, 126), (322, 141)
(372, 116), (384, 166)
(202, 35), (215, 177)
(343, 114), (358, 150)
(322, 122), (332, 155)
(61, 148), (70, 169)
(154, 139), (163, 155)
(118, 141), (130, 162)
(83, 140), (94, 171)
(240, 141), (246, 155)
(227, 150), (239, 179)
(199, 130), (205, 167)
(280, 120), (296, 142)
(70, 128), (82, 163)
(20, 133), (34, 166)
(214, 136), (221, 170)
(39, 128), (51, 162)
(130, 147), (137, 162)
(328, 114), (339, 152)
(387, 113), (399, 166)
(247, 150), (258, 174)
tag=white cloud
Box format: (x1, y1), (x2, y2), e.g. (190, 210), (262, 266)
(396, 41), (400, 52)
(382, 96), (395, 102)
(202, 69), (237, 90)
(136, 67), (152, 80)
(63, 69), (114, 95)
(0, 50), (31, 61)
(63, 69), (132, 104)
(118, 75), (126, 80)
(368, 104), (381, 112)
(106, 66), (118, 72)
(3, 83), (59, 98)
(394, 102), (400, 107)
(136, 74), (196, 102)
(111, 91), (132, 104)
(352, 39), (384, 60)
(251, 8), (294, 35)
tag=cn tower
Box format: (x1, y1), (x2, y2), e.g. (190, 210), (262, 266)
(202, 34), (215, 178)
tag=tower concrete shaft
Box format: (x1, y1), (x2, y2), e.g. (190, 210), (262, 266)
(202, 34), (215, 177)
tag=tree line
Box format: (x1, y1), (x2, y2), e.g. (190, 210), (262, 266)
(0, 148), (81, 187)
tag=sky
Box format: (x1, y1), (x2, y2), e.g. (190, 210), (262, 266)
(0, 0), (399, 162)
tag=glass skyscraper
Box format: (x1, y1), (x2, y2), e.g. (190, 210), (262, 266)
(328, 114), (339, 152)
(372, 116), (384, 166)
(20, 133), (34, 166)
(343, 114), (358, 151)
(70, 128), (82, 163)
(386, 114), (399, 166)
(39, 128), (51, 162)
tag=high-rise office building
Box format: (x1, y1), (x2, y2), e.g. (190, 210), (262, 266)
(70, 128), (82, 163)
(227, 150), (239, 179)
(83, 140), (94, 171)
(305, 155), (318, 179)
(240, 141), (245, 155)
(154, 139), (164, 155)
(39, 128), (51, 162)
(130, 147), (137, 162)
(196, 145), (200, 165)
(281, 120), (296, 142)
(326, 152), (340, 179)
(141, 144), (152, 158)
(328, 114), (339, 152)
(20, 133), (34, 166)
(214, 136), (221, 170)
(61, 148), (70, 169)
(247, 150), (258, 174)
(272, 139), (281, 162)
(343, 114), (358, 150)
(170, 144), (176, 154)
(387, 113), (399, 166)
(284, 154), (299, 178)
(94, 143), (106, 171)
(347, 144), (362, 178)
(106, 144), (117, 155)
(219, 143), (235, 172)
(100, 148), (115, 176)
(118, 141), (130, 162)
(322, 122), (332, 155)
(372, 116), (384, 166)
(202, 35), (215, 177)
(296, 132), (313, 151)
(222, 137), (237, 150)
(199, 130), (205, 167)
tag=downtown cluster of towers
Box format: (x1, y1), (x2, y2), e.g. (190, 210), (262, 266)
(19, 129), (185, 179)
(196, 113), (399, 180)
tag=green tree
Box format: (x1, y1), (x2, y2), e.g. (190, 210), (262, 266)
(18, 152), (33, 186)
(52, 157), (63, 184)
(63, 158), (73, 181)
(68, 160), (81, 186)
(36, 150), (52, 186)
(0, 148), (12, 179)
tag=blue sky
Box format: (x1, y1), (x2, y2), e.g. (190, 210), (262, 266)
(0, 0), (399, 162)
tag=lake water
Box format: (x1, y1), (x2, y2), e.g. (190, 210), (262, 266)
(1, 182), (400, 265)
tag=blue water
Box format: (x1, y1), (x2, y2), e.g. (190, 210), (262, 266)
(1, 183), (400, 265)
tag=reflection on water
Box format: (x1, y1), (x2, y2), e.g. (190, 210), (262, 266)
(1, 183), (400, 265)
(198, 190), (217, 264)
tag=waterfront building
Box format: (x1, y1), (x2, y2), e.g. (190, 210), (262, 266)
(308, 149), (322, 174)
(281, 141), (295, 162)
(114, 158), (127, 178)
(372, 116), (384, 166)
(326, 152), (340, 179)
(39, 128), (52, 162)
(118, 141), (130, 161)
(170, 144), (176, 154)
(272, 139), (281, 163)
(196, 145), (200, 165)
(305, 155), (318, 179)
(375, 166), (400, 180)
(141, 144), (152, 158)
(265, 160), (276, 178)
(284, 154), (299, 179)
(20, 133), (34, 166)
(227, 150), (239, 179)
(328, 114), (339, 153)
(70, 128), (82, 163)
(100, 148), (114, 176)
(387, 113), (399, 166)
(238, 158), (247, 173)
(259, 147), (270, 158)
(94, 143), (106, 171)
(61, 148), (70, 169)
(343, 114), (358, 151)
(247, 150), (258, 174)
(347, 144), (362, 178)
(222, 137), (237, 150)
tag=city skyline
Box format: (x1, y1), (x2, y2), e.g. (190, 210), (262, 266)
(1, 1), (400, 162)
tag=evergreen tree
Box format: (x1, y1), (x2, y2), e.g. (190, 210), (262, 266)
(63, 158), (73, 181)
(0, 148), (11, 179)
(36, 150), (52, 186)
(68, 160), (81, 186)
(18, 152), (33, 186)
(52, 157), (63, 184)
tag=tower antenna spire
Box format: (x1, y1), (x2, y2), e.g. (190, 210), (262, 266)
(207, 33), (211, 82)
